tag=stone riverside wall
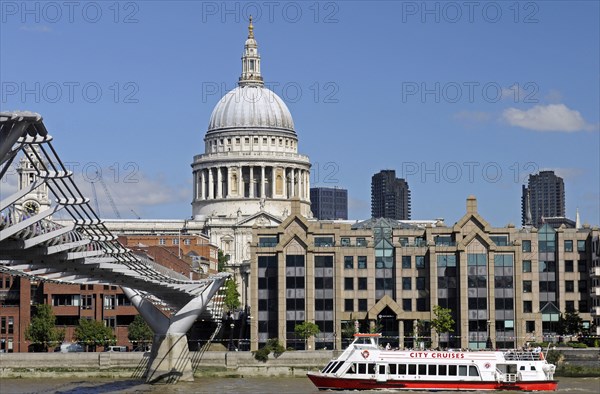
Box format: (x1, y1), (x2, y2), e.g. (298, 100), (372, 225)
(0, 351), (336, 379)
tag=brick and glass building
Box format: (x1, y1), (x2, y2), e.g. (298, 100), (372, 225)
(251, 196), (599, 351)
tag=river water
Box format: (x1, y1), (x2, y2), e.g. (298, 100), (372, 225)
(1, 377), (599, 394)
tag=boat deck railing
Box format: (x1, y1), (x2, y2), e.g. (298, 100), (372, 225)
(503, 351), (542, 361)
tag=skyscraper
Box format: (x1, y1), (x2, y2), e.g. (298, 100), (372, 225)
(310, 187), (348, 220)
(371, 170), (411, 220)
(521, 170), (565, 227)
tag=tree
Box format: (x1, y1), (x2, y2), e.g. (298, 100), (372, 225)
(128, 315), (153, 349)
(74, 318), (116, 352)
(558, 311), (584, 337)
(223, 278), (241, 311)
(25, 304), (65, 352)
(294, 321), (320, 349)
(217, 250), (229, 272)
(430, 306), (455, 346)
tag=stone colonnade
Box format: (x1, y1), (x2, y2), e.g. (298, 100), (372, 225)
(194, 165), (310, 200)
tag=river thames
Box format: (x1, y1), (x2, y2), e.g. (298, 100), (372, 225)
(1, 377), (599, 393)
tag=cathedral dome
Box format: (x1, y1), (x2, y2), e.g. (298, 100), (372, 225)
(207, 85), (295, 134)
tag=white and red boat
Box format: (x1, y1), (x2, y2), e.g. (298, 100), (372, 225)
(307, 333), (558, 391)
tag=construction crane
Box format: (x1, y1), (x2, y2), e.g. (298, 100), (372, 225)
(91, 171), (121, 219)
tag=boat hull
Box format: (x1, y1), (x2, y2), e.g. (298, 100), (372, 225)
(307, 373), (559, 391)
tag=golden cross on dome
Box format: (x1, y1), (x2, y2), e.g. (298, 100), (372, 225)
(248, 15), (254, 39)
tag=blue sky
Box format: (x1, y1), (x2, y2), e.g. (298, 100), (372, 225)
(1, 1), (599, 226)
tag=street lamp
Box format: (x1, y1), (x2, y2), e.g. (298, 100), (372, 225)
(229, 322), (235, 351)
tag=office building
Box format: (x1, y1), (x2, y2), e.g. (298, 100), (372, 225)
(371, 170), (411, 220)
(310, 187), (348, 220)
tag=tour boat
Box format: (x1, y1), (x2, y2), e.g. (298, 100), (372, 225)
(307, 333), (558, 391)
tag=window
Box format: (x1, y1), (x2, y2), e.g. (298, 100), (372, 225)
(491, 236), (508, 246)
(315, 237), (334, 247)
(565, 280), (574, 292)
(577, 240), (586, 252)
(341, 238), (350, 246)
(357, 256), (367, 269)
(565, 301), (575, 312)
(415, 256), (425, 269)
(578, 260), (587, 272)
(344, 299), (354, 312)
(526, 320), (535, 333)
(417, 298), (427, 311)
(522, 240), (531, 252)
(159, 238), (165, 245)
(344, 277), (354, 291)
(402, 277), (412, 290)
(357, 277), (367, 290)
(565, 260), (574, 272)
(578, 280), (587, 293)
(523, 300), (532, 313)
(184, 239), (191, 245)
(358, 299), (368, 311)
(403, 298), (412, 311)
(522, 260), (531, 273)
(344, 256), (354, 269)
(402, 256), (411, 269)
(579, 300), (588, 312)
(258, 237), (278, 247)
(81, 295), (94, 310)
(8, 317), (14, 334)
(416, 277), (426, 290)
(172, 238), (179, 245)
(523, 280), (532, 293)
(564, 240), (573, 252)
(356, 238), (367, 247)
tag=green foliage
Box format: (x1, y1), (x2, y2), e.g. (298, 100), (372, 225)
(369, 319), (384, 334)
(25, 304), (65, 352)
(74, 318), (115, 351)
(223, 278), (241, 311)
(294, 321), (320, 340)
(127, 315), (153, 344)
(217, 250), (230, 272)
(431, 305), (455, 336)
(252, 338), (287, 362)
(253, 346), (271, 362)
(567, 342), (587, 348)
(555, 364), (600, 377)
(558, 311), (584, 336)
(341, 321), (357, 339)
(545, 350), (562, 365)
(267, 338), (286, 357)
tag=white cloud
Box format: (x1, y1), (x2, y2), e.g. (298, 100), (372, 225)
(502, 104), (598, 132)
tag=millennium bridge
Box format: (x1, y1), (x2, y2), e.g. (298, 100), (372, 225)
(0, 111), (228, 383)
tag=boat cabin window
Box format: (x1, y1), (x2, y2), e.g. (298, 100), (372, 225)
(322, 362), (334, 373)
(346, 364), (356, 374)
(428, 365), (437, 375)
(418, 365), (427, 375)
(520, 366), (526, 370)
(331, 362), (345, 374)
(408, 364), (417, 375)
(398, 364), (407, 374)
(459, 365), (468, 376)
(438, 365), (447, 375)
(358, 363), (367, 374)
(389, 364), (397, 374)
(530, 366), (536, 371)
(469, 365), (479, 376)
(449, 365), (457, 375)
(379, 365), (386, 375)
(368, 364), (376, 374)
